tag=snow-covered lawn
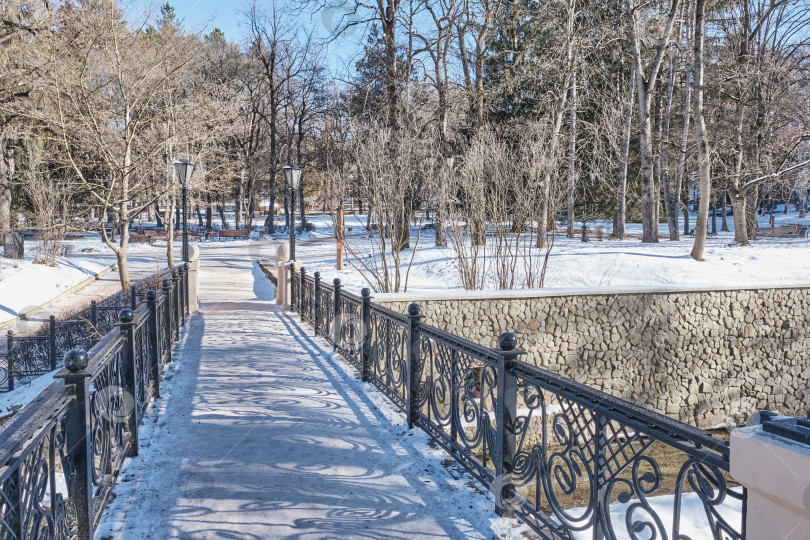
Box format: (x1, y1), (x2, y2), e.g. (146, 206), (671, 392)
(283, 211), (810, 294)
(0, 237), (166, 326)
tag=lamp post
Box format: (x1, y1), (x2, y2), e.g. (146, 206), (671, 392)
(283, 164), (302, 261)
(172, 159), (195, 261)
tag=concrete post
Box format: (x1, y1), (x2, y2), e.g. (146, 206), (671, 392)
(277, 261), (294, 310)
(731, 420), (810, 540)
(276, 262), (287, 307)
(186, 246), (201, 313)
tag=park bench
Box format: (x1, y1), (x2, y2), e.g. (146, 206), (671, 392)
(756, 224), (806, 239)
(216, 229), (249, 241)
(143, 230), (176, 243)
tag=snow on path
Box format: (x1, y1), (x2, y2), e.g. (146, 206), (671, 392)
(95, 246), (532, 539)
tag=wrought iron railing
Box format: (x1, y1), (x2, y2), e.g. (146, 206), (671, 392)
(3, 266), (185, 392)
(289, 266), (746, 540)
(0, 272), (190, 539)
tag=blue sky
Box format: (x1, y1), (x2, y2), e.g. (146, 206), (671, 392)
(134, 0), (366, 75)
(154, 0), (246, 43)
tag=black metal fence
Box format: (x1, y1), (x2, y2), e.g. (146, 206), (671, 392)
(1, 266), (190, 392)
(291, 267), (746, 540)
(0, 266), (190, 539)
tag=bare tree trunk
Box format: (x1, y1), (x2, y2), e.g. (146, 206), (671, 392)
(676, 3), (694, 238)
(0, 133), (15, 239)
(217, 197), (227, 229)
(235, 175), (243, 230)
(630, 0), (682, 243)
(661, 49), (679, 239)
(435, 181), (447, 247)
(536, 92), (569, 248)
(746, 189), (758, 240)
(154, 202), (163, 228)
(654, 92), (663, 231)
(721, 191), (729, 231)
(165, 197), (176, 268)
(566, 70), (577, 239)
(690, 0), (711, 261)
(616, 62), (635, 240)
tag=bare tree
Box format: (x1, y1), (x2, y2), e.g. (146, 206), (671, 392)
(629, 0), (683, 243)
(54, 2), (199, 289)
(690, 0), (711, 260)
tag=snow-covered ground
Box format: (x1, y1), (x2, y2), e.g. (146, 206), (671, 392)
(0, 236), (167, 326)
(282, 209), (810, 294)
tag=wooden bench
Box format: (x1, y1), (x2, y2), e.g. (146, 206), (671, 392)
(756, 224), (807, 239)
(216, 229), (249, 241)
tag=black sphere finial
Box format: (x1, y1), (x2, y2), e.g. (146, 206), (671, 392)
(64, 349), (89, 372)
(499, 332), (517, 351)
(119, 308), (134, 323)
(407, 303), (420, 316)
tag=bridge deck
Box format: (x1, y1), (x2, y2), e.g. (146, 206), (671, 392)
(95, 246), (519, 539)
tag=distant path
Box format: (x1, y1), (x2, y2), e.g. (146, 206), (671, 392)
(95, 245), (513, 539)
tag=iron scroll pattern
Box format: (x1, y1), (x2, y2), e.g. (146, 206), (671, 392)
(7, 338), (50, 377)
(335, 294), (362, 369)
(301, 277), (316, 326)
(155, 295), (170, 366)
(414, 326), (500, 487)
(87, 337), (130, 524)
(506, 362), (744, 540)
(290, 270), (300, 312)
(55, 322), (97, 357)
(132, 311), (152, 419)
(0, 276), (187, 539)
(317, 283), (335, 346)
(290, 272), (745, 540)
(365, 306), (409, 411)
(0, 386), (75, 540)
(2, 268), (174, 392)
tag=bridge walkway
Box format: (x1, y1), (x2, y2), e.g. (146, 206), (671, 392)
(95, 246), (517, 539)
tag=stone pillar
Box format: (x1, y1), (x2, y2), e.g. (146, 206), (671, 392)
(731, 420), (810, 540)
(186, 244), (201, 313)
(277, 262), (289, 308)
(276, 243), (291, 309)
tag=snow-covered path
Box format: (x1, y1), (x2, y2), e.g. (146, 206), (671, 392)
(96, 246), (527, 539)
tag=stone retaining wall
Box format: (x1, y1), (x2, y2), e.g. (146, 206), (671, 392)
(376, 286), (810, 428)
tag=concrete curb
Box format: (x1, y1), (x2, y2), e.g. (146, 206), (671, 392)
(0, 263), (118, 331)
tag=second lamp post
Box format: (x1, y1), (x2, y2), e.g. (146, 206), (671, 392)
(172, 159), (195, 261)
(283, 164), (302, 261)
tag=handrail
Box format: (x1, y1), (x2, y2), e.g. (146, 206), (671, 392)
(0, 265), (191, 539)
(290, 265), (746, 540)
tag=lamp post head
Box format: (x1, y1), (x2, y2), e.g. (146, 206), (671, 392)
(283, 164), (303, 190)
(173, 159), (195, 186)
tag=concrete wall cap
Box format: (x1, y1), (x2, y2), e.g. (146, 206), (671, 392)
(373, 282), (810, 303)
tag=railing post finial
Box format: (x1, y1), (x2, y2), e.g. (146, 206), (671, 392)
(64, 349), (89, 373)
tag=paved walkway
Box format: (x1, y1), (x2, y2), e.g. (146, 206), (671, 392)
(96, 246), (515, 539)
